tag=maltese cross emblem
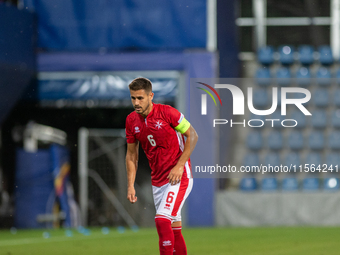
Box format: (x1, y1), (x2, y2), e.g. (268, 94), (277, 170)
(155, 121), (163, 129)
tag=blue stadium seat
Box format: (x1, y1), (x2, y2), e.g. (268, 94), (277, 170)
(290, 110), (307, 129)
(267, 131), (283, 150)
(316, 67), (332, 86)
(305, 152), (322, 166)
(243, 153), (260, 167)
(276, 89), (281, 107)
(302, 178), (320, 191)
(318, 45), (333, 65)
(282, 178), (299, 191)
(278, 45), (295, 65)
(240, 177), (257, 191)
(247, 131), (263, 150)
(296, 67), (311, 86)
(298, 45), (314, 65)
(325, 153), (340, 166)
(328, 131), (340, 150)
(288, 131), (304, 150)
(263, 152), (281, 167)
(269, 110), (284, 129)
(313, 89), (330, 107)
(261, 178), (278, 191)
(255, 67), (271, 86)
(333, 89), (340, 107)
(308, 132), (324, 150)
(324, 178), (339, 191)
(284, 152), (301, 169)
(336, 68), (340, 84)
(311, 109), (327, 129)
(252, 89), (269, 108)
(257, 46), (274, 66)
(250, 113), (266, 122)
(289, 92), (310, 107)
(331, 110), (340, 128)
(275, 67), (291, 86)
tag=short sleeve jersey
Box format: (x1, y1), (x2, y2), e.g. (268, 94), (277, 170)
(125, 103), (191, 187)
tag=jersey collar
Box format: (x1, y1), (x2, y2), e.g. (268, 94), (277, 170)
(138, 103), (156, 121)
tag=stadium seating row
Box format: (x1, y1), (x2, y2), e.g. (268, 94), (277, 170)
(239, 45), (340, 192)
(251, 88), (340, 108)
(247, 130), (340, 150)
(252, 110), (340, 129)
(243, 152), (340, 168)
(240, 177), (339, 191)
(258, 45), (333, 66)
(255, 66), (337, 86)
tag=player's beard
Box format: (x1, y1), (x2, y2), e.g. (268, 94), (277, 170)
(135, 101), (150, 115)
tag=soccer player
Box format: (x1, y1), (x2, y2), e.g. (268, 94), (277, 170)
(125, 77), (198, 255)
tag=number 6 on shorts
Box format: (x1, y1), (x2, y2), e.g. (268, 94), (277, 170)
(166, 192), (175, 204)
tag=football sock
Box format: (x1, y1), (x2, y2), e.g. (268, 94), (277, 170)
(172, 227), (187, 255)
(155, 216), (174, 255)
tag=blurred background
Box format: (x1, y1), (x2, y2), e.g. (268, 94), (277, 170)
(0, 0), (340, 232)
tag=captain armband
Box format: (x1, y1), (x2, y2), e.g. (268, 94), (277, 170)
(175, 117), (190, 134)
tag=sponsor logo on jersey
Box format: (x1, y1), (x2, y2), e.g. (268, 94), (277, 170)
(155, 120), (163, 129)
(134, 126), (140, 133)
(163, 240), (172, 246)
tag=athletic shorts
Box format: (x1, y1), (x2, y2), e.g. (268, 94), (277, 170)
(152, 177), (193, 223)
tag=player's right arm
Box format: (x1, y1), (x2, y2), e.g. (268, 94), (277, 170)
(126, 141), (139, 204)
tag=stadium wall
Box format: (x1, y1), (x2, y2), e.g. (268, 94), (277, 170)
(216, 191), (340, 226)
(0, 4), (36, 125)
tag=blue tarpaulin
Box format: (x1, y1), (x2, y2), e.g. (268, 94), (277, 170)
(24, 0), (206, 50)
(15, 145), (80, 228)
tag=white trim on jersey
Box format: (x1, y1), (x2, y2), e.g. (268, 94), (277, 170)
(176, 131), (185, 152)
(176, 131), (191, 179)
(178, 113), (184, 124)
(185, 161), (191, 179)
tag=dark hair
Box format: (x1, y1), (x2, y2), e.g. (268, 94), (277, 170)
(128, 77), (152, 93)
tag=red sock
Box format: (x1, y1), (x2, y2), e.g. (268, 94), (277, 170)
(172, 227), (187, 255)
(155, 216), (174, 255)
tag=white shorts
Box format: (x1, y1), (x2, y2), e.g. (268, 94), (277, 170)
(153, 177), (193, 223)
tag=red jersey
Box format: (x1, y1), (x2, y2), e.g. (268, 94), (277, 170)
(125, 103), (191, 187)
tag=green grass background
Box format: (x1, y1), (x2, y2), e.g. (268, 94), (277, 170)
(0, 227), (339, 255)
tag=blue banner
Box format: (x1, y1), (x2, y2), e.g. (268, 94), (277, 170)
(39, 75), (177, 101)
(24, 0), (206, 50)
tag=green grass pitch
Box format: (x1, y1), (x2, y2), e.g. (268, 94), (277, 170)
(0, 227), (339, 255)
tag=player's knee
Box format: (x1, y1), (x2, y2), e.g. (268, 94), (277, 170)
(155, 216), (172, 231)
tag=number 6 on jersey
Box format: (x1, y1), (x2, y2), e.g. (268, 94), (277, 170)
(147, 135), (156, 146)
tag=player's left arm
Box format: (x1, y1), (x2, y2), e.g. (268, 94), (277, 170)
(167, 123), (198, 185)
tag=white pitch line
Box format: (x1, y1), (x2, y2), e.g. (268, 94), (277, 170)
(0, 232), (154, 247)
